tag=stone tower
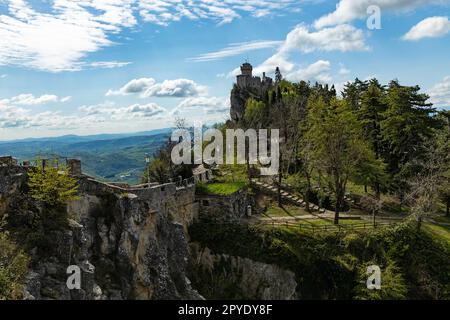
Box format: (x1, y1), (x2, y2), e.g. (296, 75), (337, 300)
(240, 62), (252, 76)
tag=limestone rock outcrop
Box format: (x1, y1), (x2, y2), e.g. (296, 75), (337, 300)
(189, 244), (297, 300)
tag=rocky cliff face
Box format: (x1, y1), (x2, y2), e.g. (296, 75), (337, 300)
(188, 244), (297, 300)
(1, 165), (202, 300)
(230, 85), (251, 123)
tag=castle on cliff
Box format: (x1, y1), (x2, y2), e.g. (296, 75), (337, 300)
(236, 62), (273, 94)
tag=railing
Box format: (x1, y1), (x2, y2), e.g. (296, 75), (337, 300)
(258, 220), (398, 233)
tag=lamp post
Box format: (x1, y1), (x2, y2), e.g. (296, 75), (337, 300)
(145, 153), (150, 187)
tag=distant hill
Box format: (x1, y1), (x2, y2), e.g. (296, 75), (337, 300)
(0, 129), (172, 184)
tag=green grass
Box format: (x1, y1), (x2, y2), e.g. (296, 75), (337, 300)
(265, 205), (310, 217)
(196, 182), (246, 196)
(423, 223), (450, 247)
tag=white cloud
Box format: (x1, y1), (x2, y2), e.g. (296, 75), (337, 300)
(107, 78), (207, 98)
(0, 0), (136, 72)
(106, 78), (156, 96)
(314, 0), (449, 29)
(189, 40), (283, 62)
(280, 24), (369, 54)
(0, 74), (7, 78)
(339, 63), (351, 75)
(60, 96), (72, 103)
(87, 61), (131, 69)
(429, 76), (450, 106)
(1, 93), (71, 106)
(0, 1), (304, 72)
(79, 101), (166, 120)
(174, 96), (229, 115)
(137, 0), (302, 26)
(233, 24), (367, 79)
(286, 60), (332, 83)
(142, 79), (207, 98)
(252, 52), (295, 76)
(0, 100), (102, 129)
(109, 103), (166, 120)
(403, 16), (450, 41)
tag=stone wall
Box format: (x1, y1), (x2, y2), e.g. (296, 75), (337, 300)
(196, 188), (253, 221)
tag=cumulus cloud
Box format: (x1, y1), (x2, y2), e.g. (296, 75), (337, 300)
(429, 76), (450, 106)
(403, 16), (450, 41)
(314, 0), (449, 29)
(142, 79), (207, 98)
(286, 60), (332, 83)
(231, 24), (367, 80)
(107, 78), (207, 98)
(280, 24), (369, 54)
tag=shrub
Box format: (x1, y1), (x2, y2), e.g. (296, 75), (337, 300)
(27, 164), (79, 207)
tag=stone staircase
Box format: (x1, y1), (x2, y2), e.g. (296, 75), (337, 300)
(251, 179), (326, 213)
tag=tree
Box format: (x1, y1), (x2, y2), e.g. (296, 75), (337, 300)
(144, 158), (169, 184)
(436, 110), (450, 217)
(243, 98), (266, 184)
(405, 141), (447, 231)
(305, 97), (378, 224)
(342, 78), (369, 110)
(380, 81), (438, 192)
(357, 79), (388, 197)
(27, 163), (79, 207)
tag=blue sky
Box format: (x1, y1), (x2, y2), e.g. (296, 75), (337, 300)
(1, 0), (450, 140)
